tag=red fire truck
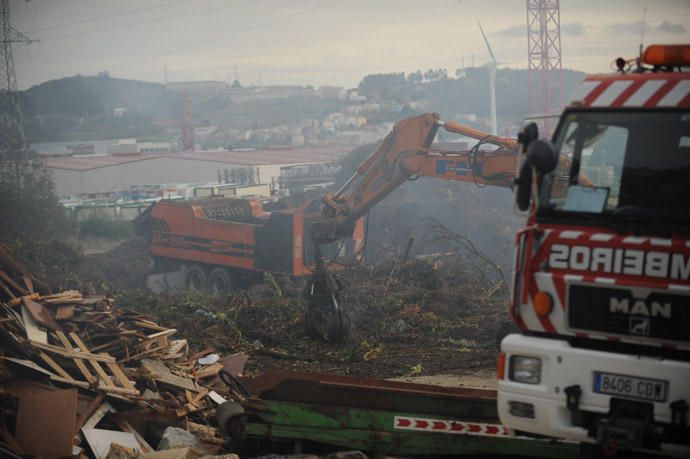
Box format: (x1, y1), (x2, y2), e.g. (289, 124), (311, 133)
(497, 45), (690, 456)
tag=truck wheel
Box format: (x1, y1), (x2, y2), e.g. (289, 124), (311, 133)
(209, 267), (235, 296)
(186, 264), (208, 293)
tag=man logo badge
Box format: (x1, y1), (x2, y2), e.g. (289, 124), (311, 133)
(629, 317), (650, 336)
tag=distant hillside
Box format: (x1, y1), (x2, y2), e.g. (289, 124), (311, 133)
(22, 75), (173, 117)
(19, 75), (346, 144)
(358, 67), (588, 121)
(20, 68), (589, 144)
(204, 97), (348, 131)
(21, 75), (181, 143)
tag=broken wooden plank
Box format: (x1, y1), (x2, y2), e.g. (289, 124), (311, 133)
(28, 340), (137, 396)
(207, 391), (227, 405)
(28, 341), (117, 363)
(48, 375), (139, 396)
(55, 304), (76, 320)
(141, 328), (177, 342)
(23, 297), (61, 330)
(15, 386), (77, 457)
(133, 320), (168, 331)
(8, 293), (39, 307)
(195, 362), (223, 379)
(73, 393), (105, 436)
(46, 297), (85, 305)
(41, 290), (83, 302)
(0, 279), (16, 299)
(140, 358), (198, 392)
(22, 275), (34, 294)
(163, 339), (188, 360)
(190, 388), (209, 405)
(69, 332), (114, 388)
(81, 295), (106, 305)
(89, 338), (121, 353)
(82, 400), (116, 430)
(105, 359), (137, 391)
(55, 331), (97, 385)
(21, 304), (47, 344)
(4, 356), (57, 379)
(0, 269), (27, 296)
(38, 352), (78, 382)
(187, 420), (226, 445)
(176, 387), (210, 417)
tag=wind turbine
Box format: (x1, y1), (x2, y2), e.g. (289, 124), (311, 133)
(478, 20), (498, 136)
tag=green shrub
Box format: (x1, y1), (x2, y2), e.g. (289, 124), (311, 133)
(78, 217), (132, 239)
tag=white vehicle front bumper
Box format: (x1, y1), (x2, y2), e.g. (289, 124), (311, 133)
(498, 334), (690, 452)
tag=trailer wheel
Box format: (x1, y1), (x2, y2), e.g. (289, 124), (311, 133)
(186, 264), (208, 292)
(209, 267), (235, 296)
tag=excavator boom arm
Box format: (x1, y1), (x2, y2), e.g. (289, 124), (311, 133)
(305, 112), (519, 341)
(311, 113), (518, 243)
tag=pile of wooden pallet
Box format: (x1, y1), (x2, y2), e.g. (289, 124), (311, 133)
(0, 243), (245, 457)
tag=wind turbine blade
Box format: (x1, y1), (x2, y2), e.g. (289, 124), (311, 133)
(477, 19), (497, 64)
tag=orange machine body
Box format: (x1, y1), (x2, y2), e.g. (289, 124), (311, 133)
(148, 197), (364, 276)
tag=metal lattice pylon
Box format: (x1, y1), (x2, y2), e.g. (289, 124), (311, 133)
(526, 0), (563, 115)
(0, 0), (33, 151)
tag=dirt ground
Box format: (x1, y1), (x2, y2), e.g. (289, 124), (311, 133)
(76, 238), (151, 291)
(391, 368), (497, 390)
(67, 178), (518, 384)
(105, 251), (509, 382)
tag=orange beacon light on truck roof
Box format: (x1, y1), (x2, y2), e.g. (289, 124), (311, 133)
(643, 44), (690, 67)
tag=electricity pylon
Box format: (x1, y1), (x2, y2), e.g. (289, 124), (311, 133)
(0, 0), (34, 151)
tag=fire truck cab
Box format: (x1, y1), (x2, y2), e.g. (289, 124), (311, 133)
(498, 45), (690, 456)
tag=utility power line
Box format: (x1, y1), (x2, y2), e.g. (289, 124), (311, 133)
(34, 0), (269, 41)
(24, 0), (195, 34)
(111, 0), (344, 71)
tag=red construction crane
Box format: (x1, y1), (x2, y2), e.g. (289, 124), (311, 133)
(152, 94), (195, 151)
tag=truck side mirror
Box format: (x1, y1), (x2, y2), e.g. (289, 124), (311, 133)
(526, 139), (558, 175)
(515, 161), (532, 211)
(517, 122), (539, 149)
(515, 139), (558, 211)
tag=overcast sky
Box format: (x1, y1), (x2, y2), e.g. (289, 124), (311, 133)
(11, 0), (690, 89)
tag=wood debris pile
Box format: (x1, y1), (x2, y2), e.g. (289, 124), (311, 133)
(0, 243), (246, 458)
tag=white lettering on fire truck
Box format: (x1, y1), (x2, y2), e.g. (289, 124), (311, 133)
(609, 298), (672, 318)
(548, 244), (690, 280)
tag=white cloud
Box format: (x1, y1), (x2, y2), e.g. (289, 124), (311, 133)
(496, 24), (524, 38)
(656, 20), (688, 34)
(562, 22), (586, 36)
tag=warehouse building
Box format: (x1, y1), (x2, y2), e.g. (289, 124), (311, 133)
(43, 148), (347, 197)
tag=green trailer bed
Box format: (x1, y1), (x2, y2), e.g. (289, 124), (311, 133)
(218, 369), (581, 457)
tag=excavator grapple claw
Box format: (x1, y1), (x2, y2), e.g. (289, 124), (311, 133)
(304, 248), (350, 342)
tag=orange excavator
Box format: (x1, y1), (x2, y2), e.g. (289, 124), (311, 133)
(306, 112), (519, 341)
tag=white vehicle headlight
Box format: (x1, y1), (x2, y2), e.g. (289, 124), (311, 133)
(510, 356), (541, 384)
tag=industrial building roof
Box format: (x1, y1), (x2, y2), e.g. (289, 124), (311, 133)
(43, 147), (347, 171)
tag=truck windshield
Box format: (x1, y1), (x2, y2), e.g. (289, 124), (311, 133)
(543, 111), (690, 219)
